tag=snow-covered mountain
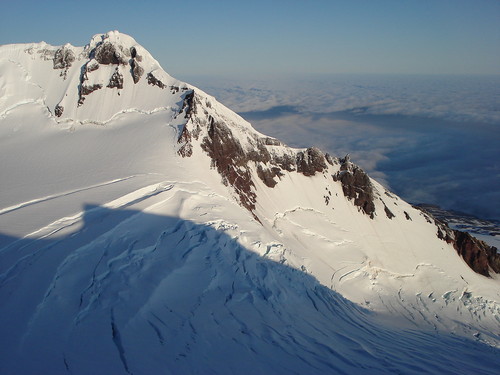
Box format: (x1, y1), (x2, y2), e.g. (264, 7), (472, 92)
(1, 31), (499, 374)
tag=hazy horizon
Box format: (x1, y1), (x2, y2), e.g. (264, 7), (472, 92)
(2, 0), (499, 76)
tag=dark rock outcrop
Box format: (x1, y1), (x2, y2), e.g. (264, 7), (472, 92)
(179, 91), (195, 118)
(53, 46), (75, 79)
(332, 155), (376, 218)
(273, 153), (296, 172)
(435, 219), (454, 243)
(54, 104), (64, 117)
(177, 91), (199, 157)
(130, 59), (144, 84)
(78, 84), (103, 105)
(452, 231), (500, 277)
(130, 46), (142, 61)
(201, 117), (258, 216)
(147, 73), (166, 89)
(257, 165), (279, 188)
(296, 148), (327, 176)
(246, 140), (272, 165)
(384, 203), (395, 219)
(325, 153), (336, 166)
(80, 83), (103, 95)
(178, 92), (282, 217)
(53, 47), (75, 70)
(94, 42), (128, 65)
(263, 137), (281, 146)
(416, 205), (499, 277)
(107, 69), (124, 89)
(77, 61), (100, 106)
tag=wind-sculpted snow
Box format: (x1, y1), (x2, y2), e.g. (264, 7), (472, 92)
(1, 203), (500, 375)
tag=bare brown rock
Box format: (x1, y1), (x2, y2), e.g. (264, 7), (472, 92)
(177, 122), (193, 158)
(147, 73), (166, 89)
(107, 69), (124, 89)
(415, 206), (499, 277)
(94, 42), (128, 65)
(53, 47), (75, 70)
(78, 84), (103, 105)
(54, 104), (64, 117)
(325, 153), (337, 166)
(201, 117), (258, 215)
(130, 59), (144, 84)
(273, 154), (296, 172)
(384, 203), (395, 219)
(80, 84), (103, 96)
(332, 156), (376, 218)
(453, 231), (500, 277)
(257, 165), (278, 188)
(296, 147), (327, 176)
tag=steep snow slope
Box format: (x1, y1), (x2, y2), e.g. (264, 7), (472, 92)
(1, 31), (499, 374)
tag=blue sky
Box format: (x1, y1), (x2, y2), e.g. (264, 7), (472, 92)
(1, 0), (499, 76)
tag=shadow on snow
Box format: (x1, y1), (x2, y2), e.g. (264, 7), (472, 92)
(0, 204), (499, 375)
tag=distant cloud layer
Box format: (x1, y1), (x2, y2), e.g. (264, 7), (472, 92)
(192, 75), (500, 124)
(188, 75), (500, 221)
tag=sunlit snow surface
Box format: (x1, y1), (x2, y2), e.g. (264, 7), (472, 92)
(1, 33), (499, 374)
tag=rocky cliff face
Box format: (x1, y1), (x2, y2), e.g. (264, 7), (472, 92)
(332, 155), (376, 219)
(53, 46), (75, 78)
(452, 231), (500, 277)
(418, 206), (500, 277)
(177, 91), (337, 219)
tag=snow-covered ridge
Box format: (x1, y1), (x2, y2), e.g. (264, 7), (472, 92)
(0, 30), (188, 124)
(176, 86), (499, 280)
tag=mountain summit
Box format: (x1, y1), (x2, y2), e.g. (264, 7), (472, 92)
(1, 31), (499, 374)
(1, 30), (185, 124)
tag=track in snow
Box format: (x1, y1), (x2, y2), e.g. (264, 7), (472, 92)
(0, 174), (162, 216)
